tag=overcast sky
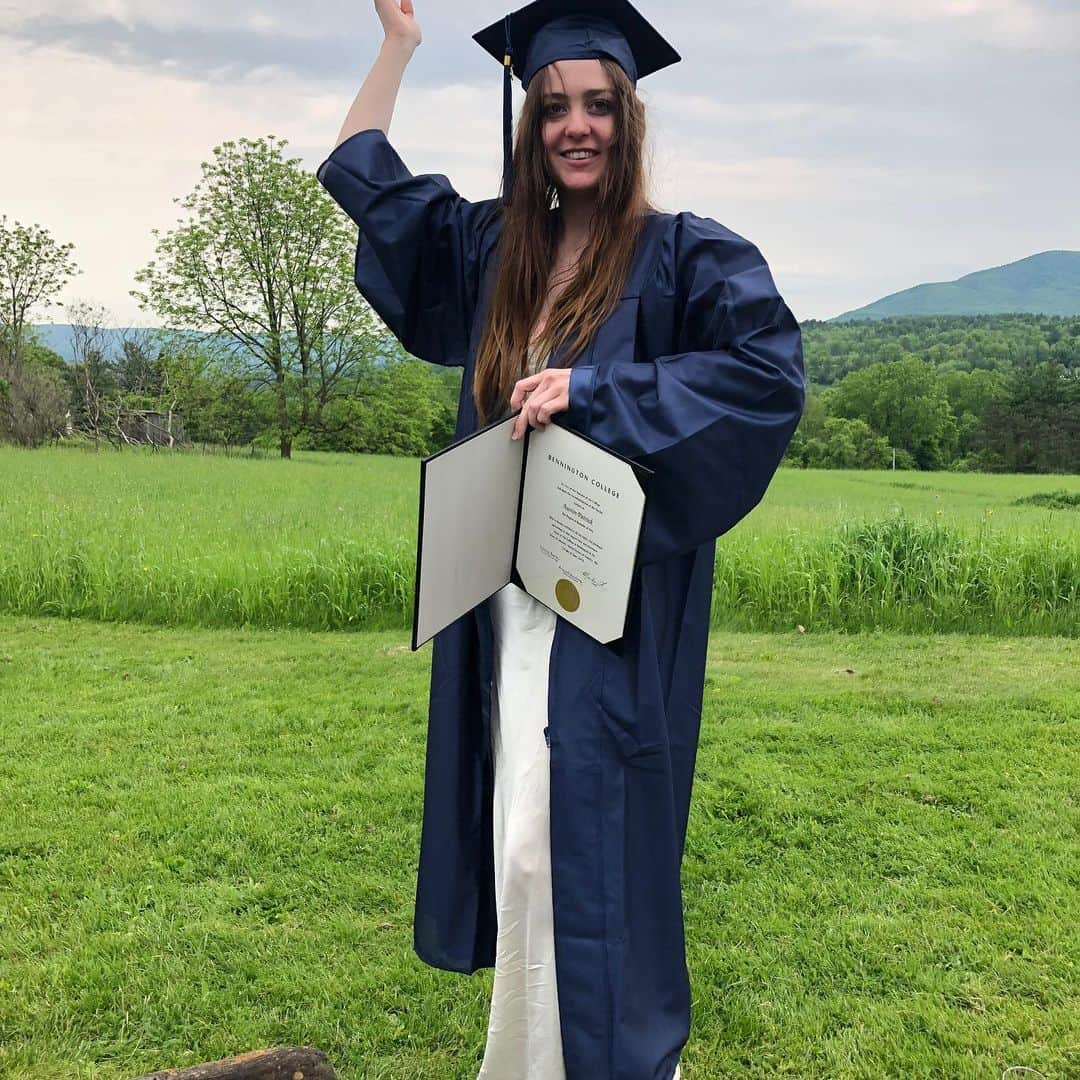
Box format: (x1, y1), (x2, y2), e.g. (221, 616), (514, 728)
(2, 0), (1078, 327)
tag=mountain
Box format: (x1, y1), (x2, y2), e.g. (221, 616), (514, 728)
(29, 248), (1080, 352)
(833, 250), (1080, 322)
(28, 324), (180, 363)
(27, 324), (399, 367)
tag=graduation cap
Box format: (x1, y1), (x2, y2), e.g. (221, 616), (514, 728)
(473, 0), (681, 205)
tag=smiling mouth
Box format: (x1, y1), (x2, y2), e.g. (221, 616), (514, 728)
(561, 150), (599, 160)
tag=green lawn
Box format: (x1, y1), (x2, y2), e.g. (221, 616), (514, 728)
(2, 447), (1078, 635)
(1, 616), (1076, 1078)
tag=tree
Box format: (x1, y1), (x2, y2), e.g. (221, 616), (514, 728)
(783, 386), (826, 465)
(146, 342), (221, 447)
(0, 214), (79, 374)
(301, 354), (455, 456)
(131, 135), (375, 459)
(975, 362), (1080, 472)
(115, 328), (166, 399)
(825, 356), (958, 469)
(20, 337), (69, 379)
(0, 332), (70, 447)
(801, 416), (893, 469)
(940, 368), (1005, 457)
(67, 301), (118, 443)
(0, 217), (79, 445)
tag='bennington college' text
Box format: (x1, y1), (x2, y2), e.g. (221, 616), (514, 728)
(546, 453), (621, 499)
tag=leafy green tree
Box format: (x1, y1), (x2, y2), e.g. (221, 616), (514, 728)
(0, 342), (69, 446)
(0, 214), (79, 373)
(826, 356), (958, 469)
(974, 362), (1079, 472)
(114, 330), (166, 399)
(783, 387), (826, 465)
(940, 368), (1005, 457)
(802, 417), (893, 469)
(149, 344), (219, 444)
(132, 135), (375, 459)
(20, 337), (70, 379)
(0, 217), (79, 445)
(200, 373), (276, 449)
(301, 356), (454, 456)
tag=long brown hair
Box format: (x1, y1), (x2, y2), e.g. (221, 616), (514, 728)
(472, 58), (653, 425)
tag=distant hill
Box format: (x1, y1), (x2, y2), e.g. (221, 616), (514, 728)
(28, 324), (399, 367)
(29, 324), (189, 363)
(801, 313), (1080, 387)
(833, 251), (1080, 321)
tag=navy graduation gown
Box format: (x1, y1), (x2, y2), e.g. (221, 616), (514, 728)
(317, 129), (805, 1080)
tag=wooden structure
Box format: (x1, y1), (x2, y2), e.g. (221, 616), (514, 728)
(117, 408), (187, 447)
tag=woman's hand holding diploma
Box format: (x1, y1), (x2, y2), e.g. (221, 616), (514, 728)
(510, 368), (572, 440)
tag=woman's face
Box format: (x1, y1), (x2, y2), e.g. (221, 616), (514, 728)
(539, 59), (616, 196)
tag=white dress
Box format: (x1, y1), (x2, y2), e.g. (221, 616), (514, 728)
(477, 344), (565, 1079)
(476, 354), (682, 1080)
(477, 579), (564, 1080)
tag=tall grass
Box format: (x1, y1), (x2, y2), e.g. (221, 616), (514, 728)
(714, 514), (1079, 634)
(2, 446), (1078, 635)
(5, 536), (414, 630)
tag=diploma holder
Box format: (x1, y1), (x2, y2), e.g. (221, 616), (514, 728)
(411, 414), (652, 650)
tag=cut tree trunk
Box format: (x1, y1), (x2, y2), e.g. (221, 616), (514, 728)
(132, 1046), (337, 1080)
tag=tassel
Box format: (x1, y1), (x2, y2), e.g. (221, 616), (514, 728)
(502, 14), (514, 207)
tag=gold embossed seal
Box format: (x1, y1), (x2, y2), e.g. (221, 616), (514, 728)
(554, 578), (580, 612)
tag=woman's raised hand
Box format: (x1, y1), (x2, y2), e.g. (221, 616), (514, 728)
(374, 0), (422, 51)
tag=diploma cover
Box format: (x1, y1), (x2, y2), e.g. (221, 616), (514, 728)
(411, 415), (652, 650)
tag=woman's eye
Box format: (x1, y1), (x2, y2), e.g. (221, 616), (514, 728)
(543, 101), (612, 118)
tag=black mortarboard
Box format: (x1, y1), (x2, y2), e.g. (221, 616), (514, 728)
(473, 0), (681, 205)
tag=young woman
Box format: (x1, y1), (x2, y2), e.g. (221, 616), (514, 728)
(316, 2), (806, 1077)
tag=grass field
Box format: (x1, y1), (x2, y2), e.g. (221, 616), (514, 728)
(0, 616), (1077, 1079)
(2, 447), (1078, 636)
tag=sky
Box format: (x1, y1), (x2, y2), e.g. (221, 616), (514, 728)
(2, 0), (1078, 328)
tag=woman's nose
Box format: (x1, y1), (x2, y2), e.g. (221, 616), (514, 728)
(565, 107), (591, 136)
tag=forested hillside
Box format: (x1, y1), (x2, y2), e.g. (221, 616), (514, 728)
(802, 314), (1080, 387)
(6, 314), (1078, 474)
(788, 315), (1079, 473)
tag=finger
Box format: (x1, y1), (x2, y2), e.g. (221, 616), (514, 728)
(510, 379), (540, 412)
(511, 407), (528, 440)
(531, 382), (570, 425)
(510, 372), (544, 410)
(401, 0), (414, 14)
(511, 386), (548, 439)
(524, 386), (561, 430)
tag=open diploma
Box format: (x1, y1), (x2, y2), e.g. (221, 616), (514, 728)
(412, 415), (651, 650)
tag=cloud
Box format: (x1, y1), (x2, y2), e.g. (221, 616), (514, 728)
(791, 0), (1080, 54)
(0, 3), (497, 87)
(2, 1), (1078, 324)
(4, 13), (351, 84)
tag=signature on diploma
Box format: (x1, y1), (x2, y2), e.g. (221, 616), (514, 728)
(581, 570), (608, 591)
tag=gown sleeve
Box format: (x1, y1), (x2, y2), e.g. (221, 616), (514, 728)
(559, 211), (806, 567)
(315, 128), (500, 367)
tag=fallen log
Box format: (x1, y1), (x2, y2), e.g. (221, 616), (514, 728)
(132, 1046), (337, 1080)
